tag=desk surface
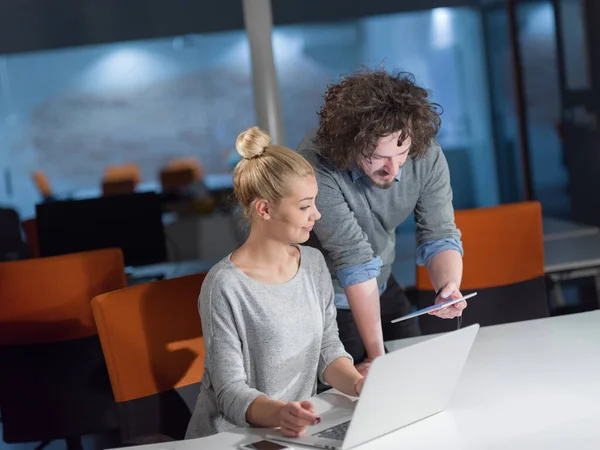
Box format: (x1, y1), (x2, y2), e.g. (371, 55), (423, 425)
(117, 311), (600, 450)
(542, 216), (599, 242)
(544, 233), (600, 273)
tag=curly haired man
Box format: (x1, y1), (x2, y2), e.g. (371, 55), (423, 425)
(298, 69), (466, 375)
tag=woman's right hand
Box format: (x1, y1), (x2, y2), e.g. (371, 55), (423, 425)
(279, 400), (321, 437)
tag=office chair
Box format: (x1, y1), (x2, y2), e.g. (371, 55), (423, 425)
(416, 201), (549, 334)
(0, 248), (126, 450)
(102, 163), (141, 196)
(0, 208), (28, 261)
(91, 273), (206, 443)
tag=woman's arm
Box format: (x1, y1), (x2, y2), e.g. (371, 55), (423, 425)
(200, 281), (264, 427)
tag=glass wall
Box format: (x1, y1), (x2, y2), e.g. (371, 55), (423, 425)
(271, 7), (500, 211)
(0, 31), (254, 218)
(485, 1), (570, 218)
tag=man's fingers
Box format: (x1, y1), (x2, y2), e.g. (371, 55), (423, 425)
(432, 305), (463, 319)
(454, 300), (467, 311)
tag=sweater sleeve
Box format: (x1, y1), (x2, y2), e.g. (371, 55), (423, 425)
(199, 278), (264, 427)
(414, 143), (462, 246)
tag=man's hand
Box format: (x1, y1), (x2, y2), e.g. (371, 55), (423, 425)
(355, 357), (374, 377)
(429, 282), (467, 319)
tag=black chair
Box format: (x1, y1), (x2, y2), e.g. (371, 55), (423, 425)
(0, 208), (28, 261)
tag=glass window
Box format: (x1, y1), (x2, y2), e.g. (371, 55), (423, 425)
(0, 31), (254, 218)
(272, 7), (499, 211)
(485, 1), (570, 218)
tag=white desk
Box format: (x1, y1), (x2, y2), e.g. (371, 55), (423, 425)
(114, 311), (600, 450)
(542, 216), (599, 242)
(544, 233), (600, 273)
(544, 233), (600, 307)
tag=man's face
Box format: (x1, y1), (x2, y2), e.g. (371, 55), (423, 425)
(358, 132), (411, 189)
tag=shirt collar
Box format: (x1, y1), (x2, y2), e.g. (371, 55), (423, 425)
(349, 167), (403, 183)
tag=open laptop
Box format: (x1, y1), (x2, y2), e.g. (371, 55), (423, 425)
(267, 324), (479, 450)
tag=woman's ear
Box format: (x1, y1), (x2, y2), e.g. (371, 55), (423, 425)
(254, 199), (271, 220)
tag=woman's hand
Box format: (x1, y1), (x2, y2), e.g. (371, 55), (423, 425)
(278, 401), (321, 437)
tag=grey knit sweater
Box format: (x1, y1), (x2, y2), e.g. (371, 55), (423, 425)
(185, 245), (351, 438)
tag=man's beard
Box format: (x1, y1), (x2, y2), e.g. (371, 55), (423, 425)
(369, 178), (394, 189)
(367, 170), (395, 189)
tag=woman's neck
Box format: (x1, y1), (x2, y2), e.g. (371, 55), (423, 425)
(230, 228), (300, 284)
(237, 229), (294, 267)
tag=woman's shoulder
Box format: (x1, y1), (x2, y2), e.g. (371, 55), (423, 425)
(297, 245), (328, 270)
(200, 255), (245, 296)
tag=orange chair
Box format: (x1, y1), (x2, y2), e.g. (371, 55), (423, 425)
(0, 249), (127, 449)
(102, 163), (141, 196)
(92, 273), (206, 442)
(416, 201), (549, 334)
(31, 171), (53, 200)
(160, 156), (204, 192)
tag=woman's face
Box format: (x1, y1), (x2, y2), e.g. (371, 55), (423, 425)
(262, 175), (321, 244)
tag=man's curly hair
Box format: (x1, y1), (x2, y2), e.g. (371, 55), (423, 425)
(316, 69), (442, 170)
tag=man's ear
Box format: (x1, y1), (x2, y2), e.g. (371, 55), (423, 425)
(254, 199), (271, 220)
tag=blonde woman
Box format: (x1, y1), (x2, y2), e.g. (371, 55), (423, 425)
(185, 127), (365, 439)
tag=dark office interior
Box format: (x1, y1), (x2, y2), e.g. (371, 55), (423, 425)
(1, 1), (599, 449)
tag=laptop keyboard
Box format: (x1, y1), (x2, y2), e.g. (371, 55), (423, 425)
(314, 420), (351, 441)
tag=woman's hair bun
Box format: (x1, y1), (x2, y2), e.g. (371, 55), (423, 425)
(236, 126), (271, 159)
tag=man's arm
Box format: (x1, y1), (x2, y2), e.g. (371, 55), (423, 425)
(345, 279), (385, 359)
(414, 144), (466, 319)
(425, 248), (463, 292)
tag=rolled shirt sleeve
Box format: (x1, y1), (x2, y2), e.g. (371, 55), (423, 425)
(416, 238), (463, 267)
(336, 256), (383, 289)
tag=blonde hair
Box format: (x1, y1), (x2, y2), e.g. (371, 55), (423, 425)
(234, 126), (315, 219)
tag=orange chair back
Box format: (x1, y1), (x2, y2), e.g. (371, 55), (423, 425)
(160, 156), (204, 191)
(415, 201), (548, 334)
(417, 201), (545, 291)
(102, 163), (141, 195)
(91, 273), (206, 441)
(0, 248), (126, 345)
(32, 171), (53, 198)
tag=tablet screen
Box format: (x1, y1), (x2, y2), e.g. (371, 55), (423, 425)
(391, 292), (478, 323)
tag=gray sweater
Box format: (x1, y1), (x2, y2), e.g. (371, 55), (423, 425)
(297, 130), (462, 297)
(185, 245), (352, 438)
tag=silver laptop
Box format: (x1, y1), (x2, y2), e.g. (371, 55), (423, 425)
(267, 324), (479, 450)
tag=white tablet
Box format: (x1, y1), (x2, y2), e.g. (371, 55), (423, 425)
(391, 292), (478, 323)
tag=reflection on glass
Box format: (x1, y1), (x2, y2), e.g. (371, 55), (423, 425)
(558, 0), (591, 91)
(273, 7), (498, 209)
(0, 31), (255, 217)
